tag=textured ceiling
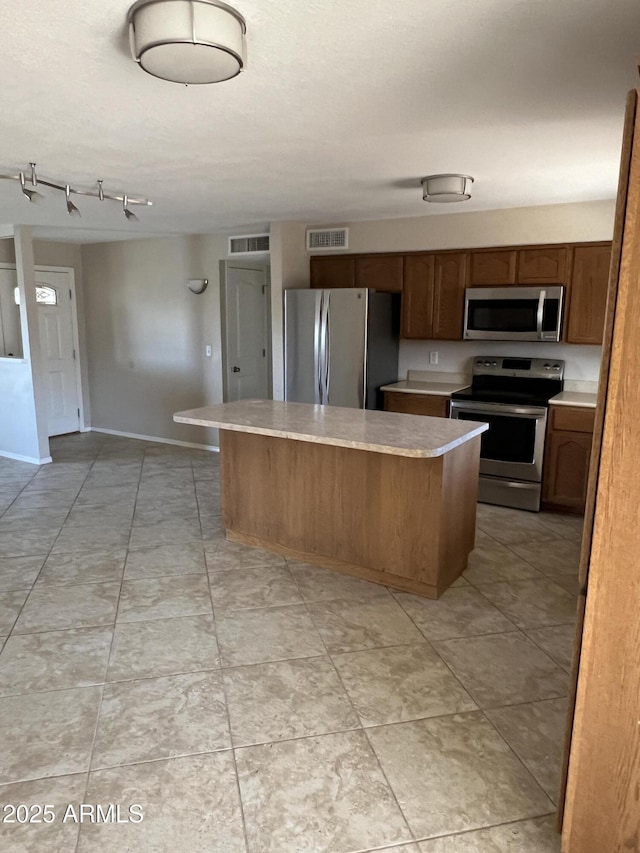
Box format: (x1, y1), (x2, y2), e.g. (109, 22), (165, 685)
(0, 0), (638, 242)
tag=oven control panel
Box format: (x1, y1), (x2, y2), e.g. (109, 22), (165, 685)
(472, 356), (564, 380)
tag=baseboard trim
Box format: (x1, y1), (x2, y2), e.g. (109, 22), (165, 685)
(0, 450), (53, 465)
(91, 427), (220, 453)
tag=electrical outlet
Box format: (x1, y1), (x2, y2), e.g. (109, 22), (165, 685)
(429, 351), (439, 365)
(205, 345), (212, 358)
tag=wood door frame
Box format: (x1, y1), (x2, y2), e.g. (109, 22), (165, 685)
(219, 260), (272, 402)
(0, 262), (86, 433)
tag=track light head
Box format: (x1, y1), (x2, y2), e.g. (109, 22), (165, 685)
(19, 172), (43, 203)
(123, 195), (138, 221)
(65, 185), (80, 217)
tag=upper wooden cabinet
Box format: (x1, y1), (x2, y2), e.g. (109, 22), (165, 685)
(432, 253), (468, 339)
(310, 256), (355, 289)
(566, 244), (612, 345)
(518, 246), (568, 284)
(401, 252), (467, 340)
(402, 254), (434, 339)
(355, 254), (403, 292)
(469, 250), (517, 286)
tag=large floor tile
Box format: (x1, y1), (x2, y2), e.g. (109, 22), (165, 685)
(217, 604), (325, 666)
(509, 537), (581, 576)
(0, 627), (112, 696)
(289, 562), (389, 602)
(417, 815), (561, 852)
(0, 529), (60, 558)
(332, 643), (477, 727)
(236, 730), (411, 853)
(204, 540), (286, 571)
(14, 583), (120, 634)
(537, 513), (584, 541)
(0, 589), (29, 633)
(308, 595), (423, 654)
(0, 556), (46, 591)
(526, 623), (576, 672)
(0, 686), (102, 783)
(128, 521), (202, 550)
(124, 542), (206, 579)
(477, 579), (577, 629)
(51, 526), (130, 555)
(394, 587), (515, 641)
(368, 713), (552, 839)
(117, 575), (212, 623)
(463, 538), (542, 585)
(0, 773), (87, 852)
(224, 657), (358, 746)
(38, 550), (126, 587)
(107, 613), (220, 681)
(477, 506), (563, 546)
(77, 752), (245, 853)
(210, 564), (302, 611)
(433, 633), (569, 708)
(486, 697), (569, 801)
(92, 671), (230, 769)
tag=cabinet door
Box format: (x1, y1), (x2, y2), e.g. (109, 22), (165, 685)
(566, 245), (612, 344)
(383, 391), (449, 417)
(542, 429), (593, 512)
(518, 247), (568, 284)
(310, 256), (355, 289)
(355, 255), (403, 292)
(469, 250), (517, 286)
(401, 254), (434, 339)
(432, 253), (468, 340)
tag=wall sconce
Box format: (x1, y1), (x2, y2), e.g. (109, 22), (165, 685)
(187, 278), (208, 294)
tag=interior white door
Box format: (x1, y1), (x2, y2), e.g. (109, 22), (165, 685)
(35, 270), (80, 436)
(224, 264), (270, 401)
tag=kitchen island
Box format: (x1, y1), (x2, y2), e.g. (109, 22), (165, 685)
(174, 400), (488, 598)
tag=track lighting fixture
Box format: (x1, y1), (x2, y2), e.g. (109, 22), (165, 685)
(66, 185), (81, 217)
(19, 172), (43, 203)
(0, 163), (152, 221)
(123, 195), (139, 221)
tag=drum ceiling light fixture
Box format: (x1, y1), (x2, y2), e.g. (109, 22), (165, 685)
(127, 0), (247, 84)
(421, 174), (474, 203)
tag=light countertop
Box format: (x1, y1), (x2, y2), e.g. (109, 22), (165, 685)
(549, 391), (598, 408)
(380, 379), (470, 397)
(174, 400), (488, 459)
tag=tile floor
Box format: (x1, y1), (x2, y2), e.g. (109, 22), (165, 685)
(0, 432), (582, 852)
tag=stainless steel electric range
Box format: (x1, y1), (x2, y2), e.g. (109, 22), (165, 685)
(449, 356), (564, 512)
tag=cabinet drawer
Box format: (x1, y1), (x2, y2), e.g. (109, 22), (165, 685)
(550, 405), (595, 433)
(383, 392), (449, 418)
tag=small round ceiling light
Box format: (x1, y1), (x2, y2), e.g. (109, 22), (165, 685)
(128, 0), (247, 85)
(422, 174), (474, 203)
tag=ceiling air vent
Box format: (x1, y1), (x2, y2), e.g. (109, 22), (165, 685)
(306, 228), (349, 251)
(228, 233), (270, 256)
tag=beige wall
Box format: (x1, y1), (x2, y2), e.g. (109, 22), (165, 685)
(305, 200), (615, 382)
(82, 234), (228, 447)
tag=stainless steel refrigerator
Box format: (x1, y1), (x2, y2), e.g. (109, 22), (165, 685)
(284, 288), (400, 409)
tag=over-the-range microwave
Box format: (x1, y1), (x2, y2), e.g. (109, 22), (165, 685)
(463, 286), (565, 342)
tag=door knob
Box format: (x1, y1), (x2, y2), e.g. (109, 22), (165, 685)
(232, 366), (240, 373)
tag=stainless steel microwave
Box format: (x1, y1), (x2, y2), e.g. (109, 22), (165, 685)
(463, 286), (564, 342)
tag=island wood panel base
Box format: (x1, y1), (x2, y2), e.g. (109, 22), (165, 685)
(219, 430), (481, 599)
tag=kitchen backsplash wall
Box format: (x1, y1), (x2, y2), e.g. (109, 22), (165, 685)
(399, 340), (602, 381)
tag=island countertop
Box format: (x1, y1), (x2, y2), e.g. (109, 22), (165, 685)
(174, 400), (488, 459)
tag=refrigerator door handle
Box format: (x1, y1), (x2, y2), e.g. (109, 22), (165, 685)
(315, 292), (323, 404)
(324, 294), (331, 404)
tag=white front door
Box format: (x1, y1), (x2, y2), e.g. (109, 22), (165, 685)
(35, 270), (80, 436)
(224, 263), (271, 401)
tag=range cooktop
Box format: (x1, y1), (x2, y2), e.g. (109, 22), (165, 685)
(451, 356), (565, 407)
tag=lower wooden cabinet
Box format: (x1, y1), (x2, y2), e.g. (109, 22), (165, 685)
(383, 391), (449, 418)
(542, 405), (595, 513)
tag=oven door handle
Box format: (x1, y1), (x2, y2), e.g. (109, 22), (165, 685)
(536, 290), (546, 340)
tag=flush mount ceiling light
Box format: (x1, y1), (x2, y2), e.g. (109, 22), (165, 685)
(0, 163), (152, 220)
(422, 174), (474, 203)
(128, 0), (247, 84)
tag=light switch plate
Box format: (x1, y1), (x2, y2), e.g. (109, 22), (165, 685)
(429, 351), (439, 365)
(205, 345), (212, 357)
